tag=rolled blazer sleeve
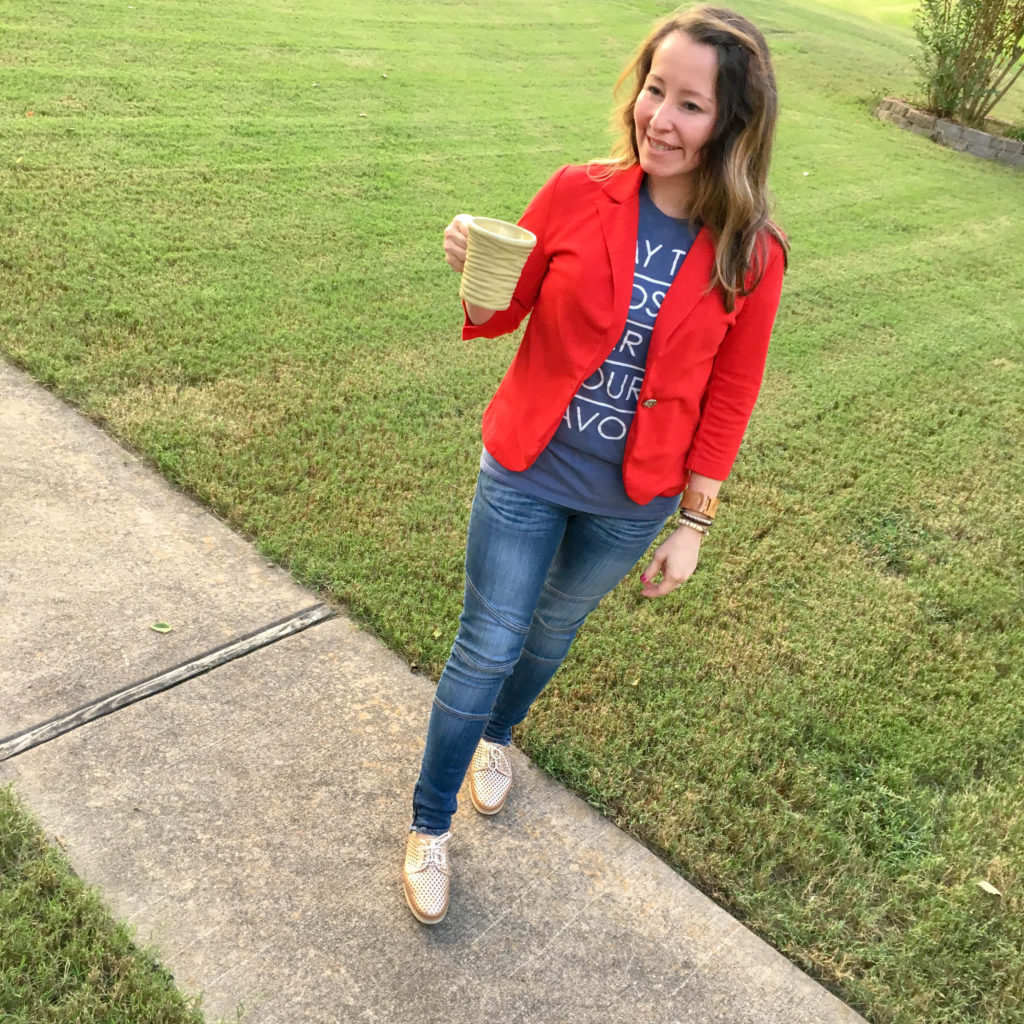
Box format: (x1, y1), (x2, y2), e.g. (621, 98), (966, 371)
(684, 238), (785, 481)
(461, 165), (570, 341)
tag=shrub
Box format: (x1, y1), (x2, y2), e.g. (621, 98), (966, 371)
(914, 0), (1024, 125)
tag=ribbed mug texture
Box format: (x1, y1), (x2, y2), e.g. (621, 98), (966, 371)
(459, 217), (537, 311)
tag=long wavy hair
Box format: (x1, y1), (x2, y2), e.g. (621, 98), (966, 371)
(599, 5), (788, 311)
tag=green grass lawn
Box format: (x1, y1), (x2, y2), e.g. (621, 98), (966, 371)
(793, 0), (1024, 123)
(2, 1), (1022, 1022)
(0, 785), (211, 1023)
(805, 0), (920, 26)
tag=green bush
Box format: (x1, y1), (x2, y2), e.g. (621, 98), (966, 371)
(914, 0), (1024, 125)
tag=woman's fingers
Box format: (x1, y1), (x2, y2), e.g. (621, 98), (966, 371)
(639, 528), (701, 599)
(640, 570), (681, 599)
(639, 552), (663, 587)
(443, 213), (474, 272)
(639, 552), (677, 598)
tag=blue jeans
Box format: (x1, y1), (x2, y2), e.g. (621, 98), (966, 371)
(411, 472), (669, 835)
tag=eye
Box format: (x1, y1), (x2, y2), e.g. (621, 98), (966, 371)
(645, 83), (663, 97)
(682, 101), (702, 112)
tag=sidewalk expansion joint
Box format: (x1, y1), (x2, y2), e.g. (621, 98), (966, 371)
(0, 603), (338, 762)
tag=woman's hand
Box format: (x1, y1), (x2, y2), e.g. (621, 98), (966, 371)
(639, 525), (703, 598)
(443, 214), (474, 273)
(443, 213), (495, 325)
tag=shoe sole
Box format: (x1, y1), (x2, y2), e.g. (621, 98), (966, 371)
(402, 877), (448, 925)
(469, 789), (507, 815)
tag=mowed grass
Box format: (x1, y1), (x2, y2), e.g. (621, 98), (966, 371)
(1, 1), (1022, 1022)
(790, 0), (1024, 122)
(0, 784), (211, 1023)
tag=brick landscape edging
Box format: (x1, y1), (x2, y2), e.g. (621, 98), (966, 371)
(875, 97), (1024, 169)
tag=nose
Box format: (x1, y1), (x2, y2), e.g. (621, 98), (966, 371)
(648, 99), (672, 133)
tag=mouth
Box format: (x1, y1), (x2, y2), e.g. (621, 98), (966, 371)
(646, 136), (681, 153)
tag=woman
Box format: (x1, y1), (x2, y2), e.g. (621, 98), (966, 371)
(403, 4), (788, 925)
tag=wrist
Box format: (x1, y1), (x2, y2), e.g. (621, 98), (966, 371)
(464, 300), (496, 325)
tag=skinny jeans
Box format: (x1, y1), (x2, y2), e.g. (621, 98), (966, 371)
(411, 471), (669, 835)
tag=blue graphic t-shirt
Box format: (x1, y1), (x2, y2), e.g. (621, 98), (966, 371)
(482, 181), (697, 519)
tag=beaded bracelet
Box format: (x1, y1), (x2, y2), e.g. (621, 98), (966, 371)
(678, 518), (709, 540)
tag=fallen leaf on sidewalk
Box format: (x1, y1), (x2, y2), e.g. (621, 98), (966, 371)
(150, 622), (173, 633)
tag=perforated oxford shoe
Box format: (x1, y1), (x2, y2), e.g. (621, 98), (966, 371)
(402, 830), (451, 925)
(468, 739), (513, 815)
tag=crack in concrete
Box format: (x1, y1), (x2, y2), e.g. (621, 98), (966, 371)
(0, 603), (337, 762)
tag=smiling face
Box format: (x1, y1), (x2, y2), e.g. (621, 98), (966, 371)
(632, 30), (718, 216)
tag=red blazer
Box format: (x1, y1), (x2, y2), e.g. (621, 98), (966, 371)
(465, 163), (785, 505)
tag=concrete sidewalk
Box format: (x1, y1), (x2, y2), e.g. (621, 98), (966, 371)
(0, 359), (867, 1024)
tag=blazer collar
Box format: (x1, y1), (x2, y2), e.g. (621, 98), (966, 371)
(601, 163), (645, 203)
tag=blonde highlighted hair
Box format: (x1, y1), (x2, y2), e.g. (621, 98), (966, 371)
(600, 5), (788, 311)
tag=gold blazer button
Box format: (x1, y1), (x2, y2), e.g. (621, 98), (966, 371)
(641, 398), (657, 408)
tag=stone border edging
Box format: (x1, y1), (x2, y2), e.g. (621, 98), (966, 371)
(876, 97), (1024, 168)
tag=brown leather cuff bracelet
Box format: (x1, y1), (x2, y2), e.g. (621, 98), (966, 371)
(679, 487), (719, 520)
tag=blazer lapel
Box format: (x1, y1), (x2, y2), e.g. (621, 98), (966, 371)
(654, 227), (716, 336)
(597, 166), (644, 342)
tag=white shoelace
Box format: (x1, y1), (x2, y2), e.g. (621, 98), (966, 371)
(419, 832), (451, 871)
(485, 743), (511, 775)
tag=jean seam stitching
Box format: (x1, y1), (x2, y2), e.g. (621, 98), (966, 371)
(465, 571), (532, 635)
(532, 607), (591, 635)
(542, 580), (610, 604)
(450, 642), (519, 675)
(432, 694), (492, 722)
(519, 646), (565, 665)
